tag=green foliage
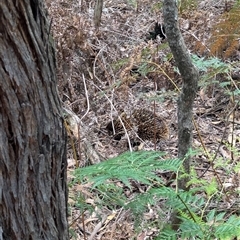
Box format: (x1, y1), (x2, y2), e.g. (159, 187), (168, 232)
(191, 54), (230, 73)
(191, 54), (240, 101)
(73, 151), (182, 226)
(158, 210), (240, 239)
(214, 214), (240, 239)
(74, 151), (180, 189)
(155, 226), (177, 240)
(179, 218), (205, 238)
(95, 182), (127, 208)
(134, 62), (155, 77)
(72, 150), (240, 239)
(191, 54), (231, 87)
(111, 57), (129, 71)
(187, 168), (218, 197)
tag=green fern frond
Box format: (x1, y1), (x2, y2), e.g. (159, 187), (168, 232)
(95, 183), (127, 207)
(156, 226), (177, 240)
(191, 54), (230, 72)
(127, 187), (206, 223)
(180, 218), (206, 239)
(71, 150), (240, 239)
(206, 209), (223, 223)
(179, 209), (199, 222)
(74, 151), (181, 188)
(215, 215), (240, 239)
(111, 57), (129, 71)
(166, 191), (205, 213)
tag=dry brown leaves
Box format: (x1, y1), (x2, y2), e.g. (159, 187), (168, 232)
(46, 0), (240, 238)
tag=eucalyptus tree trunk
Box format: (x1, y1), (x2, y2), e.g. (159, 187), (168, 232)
(163, 0), (199, 229)
(0, 0), (68, 239)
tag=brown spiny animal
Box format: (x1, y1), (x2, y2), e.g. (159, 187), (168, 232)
(106, 112), (133, 140)
(106, 109), (169, 142)
(132, 108), (169, 142)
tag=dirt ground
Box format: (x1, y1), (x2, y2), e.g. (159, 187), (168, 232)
(46, 0), (240, 239)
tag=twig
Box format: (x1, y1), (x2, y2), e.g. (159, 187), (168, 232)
(80, 73), (90, 120)
(88, 215), (108, 240)
(91, 77), (133, 152)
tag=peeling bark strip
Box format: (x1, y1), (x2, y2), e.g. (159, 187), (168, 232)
(0, 0), (68, 239)
(163, 0), (199, 190)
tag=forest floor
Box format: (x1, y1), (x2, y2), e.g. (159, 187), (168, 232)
(46, 0), (240, 239)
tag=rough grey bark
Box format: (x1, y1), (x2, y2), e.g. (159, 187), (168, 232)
(163, 0), (199, 190)
(0, 0), (68, 239)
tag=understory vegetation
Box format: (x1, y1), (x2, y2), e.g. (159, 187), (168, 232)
(72, 150), (240, 239)
(47, 0), (240, 239)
